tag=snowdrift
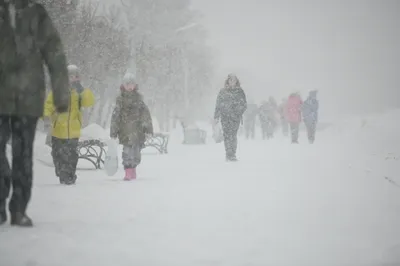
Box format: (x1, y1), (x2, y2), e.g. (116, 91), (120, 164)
(80, 124), (110, 141)
(329, 108), (400, 186)
(331, 109), (400, 153)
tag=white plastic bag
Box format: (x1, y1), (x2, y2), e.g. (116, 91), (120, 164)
(212, 122), (224, 143)
(104, 139), (119, 176)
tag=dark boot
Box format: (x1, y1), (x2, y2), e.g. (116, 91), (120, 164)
(226, 155), (238, 162)
(64, 179), (76, 185)
(64, 175), (77, 185)
(11, 212), (33, 227)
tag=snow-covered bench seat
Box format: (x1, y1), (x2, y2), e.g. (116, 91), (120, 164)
(180, 121), (207, 145)
(183, 128), (206, 144)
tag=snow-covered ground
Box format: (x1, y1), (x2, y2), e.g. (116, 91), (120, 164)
(1, 111), (400, 266)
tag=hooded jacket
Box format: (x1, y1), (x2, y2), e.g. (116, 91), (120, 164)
(214, 87), (247, 121)
(285, 94), (303, 123)
(259, 100), (277, 124)
(43, 87), (95, 139)
(110, 88), (153, 146)
(302, 93), (319, 125)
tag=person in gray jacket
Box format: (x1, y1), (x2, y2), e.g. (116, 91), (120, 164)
(214, 74), (247, 161)
(0, 0), (69, 227)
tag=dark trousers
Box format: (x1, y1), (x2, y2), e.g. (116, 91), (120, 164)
(122, 144), (141, 169)
(0, 115), (38, 215)
(221, 117), (241, 159)
(289, 122), (300, 143)
(51, 137), (79, 184)
(261, 120), (274, 139)
(305, 122), (317, 143)
(244, 120), (255, 139)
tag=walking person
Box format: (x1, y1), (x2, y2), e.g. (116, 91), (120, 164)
(43, 65), (95, 185)
(110, 73), (153, 180)
(243, 100), (258, 140)
(259, 97), (278, 139)
(259, 101), (270, 140)
(0, 0), (70, 226)
(214, 74), (247, 161)
(285, 92), (303, 143)
(302, 90), (319, 143)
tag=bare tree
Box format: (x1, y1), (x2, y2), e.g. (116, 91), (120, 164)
(42, 0), (215, 129)
(40, 0), (131, 128)
(119, 0), (215, 130)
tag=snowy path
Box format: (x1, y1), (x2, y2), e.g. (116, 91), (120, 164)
(1, 132), (400, 266)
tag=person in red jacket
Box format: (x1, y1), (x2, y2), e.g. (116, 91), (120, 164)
(285, 92), (303, 143)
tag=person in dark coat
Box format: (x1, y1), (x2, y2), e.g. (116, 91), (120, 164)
(302, 90), (319, 143)
(243, 101), (258, 140)
(110, 73), (153, 180)
(0, 0), (70, 227)
(258, 97), (278, 139)
(214, 74), (247, 161)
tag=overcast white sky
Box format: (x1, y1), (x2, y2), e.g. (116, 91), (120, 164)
(191, 0), (400, 120)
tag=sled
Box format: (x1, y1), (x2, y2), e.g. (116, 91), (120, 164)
(104, 139), (119, 176)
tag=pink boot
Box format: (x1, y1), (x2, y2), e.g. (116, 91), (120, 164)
(123, 168), (137, 181)
(124, 168), (133, 181)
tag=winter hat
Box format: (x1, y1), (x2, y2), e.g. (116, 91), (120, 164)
(123, 72), (136, 85)
(225, 73), (240, 88)
(67, 64), (80, 77)
(227, 73), (238, 82)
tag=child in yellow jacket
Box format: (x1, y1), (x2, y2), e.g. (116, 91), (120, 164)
(43, 65), (95, 185)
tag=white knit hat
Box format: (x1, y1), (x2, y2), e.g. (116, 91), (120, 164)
(123, 72), (136, 84)
(67, 64), (80, 76)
